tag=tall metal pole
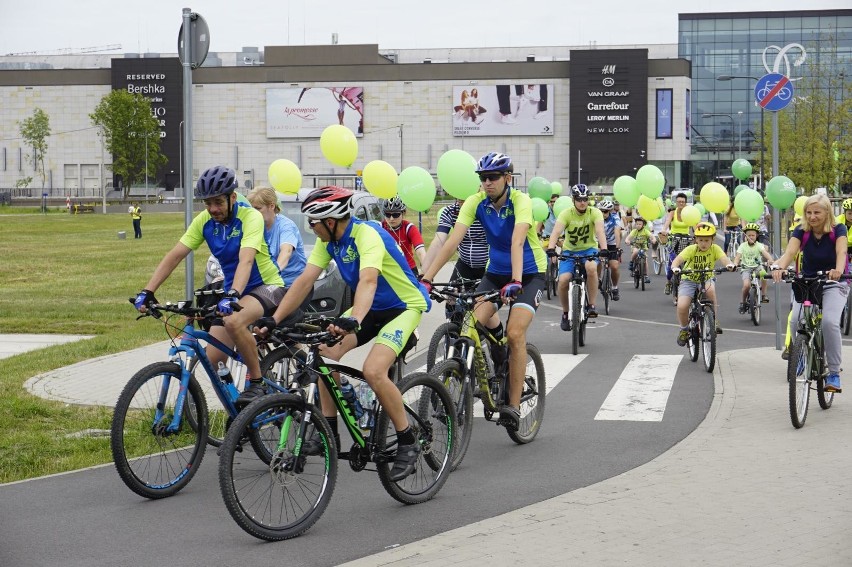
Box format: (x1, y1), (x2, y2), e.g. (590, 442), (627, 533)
(182, 8), (194, 298)
(399, 124), (403, 170)
(100, 127), (106, 214)
(144, 134), (149, 197)
(772, 111), (782, 350)
(759, 107), (765, 189)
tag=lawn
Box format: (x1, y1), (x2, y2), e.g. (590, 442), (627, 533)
(0, 203), (445, 483)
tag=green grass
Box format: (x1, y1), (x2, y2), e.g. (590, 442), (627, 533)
(0, 203), (447, 483)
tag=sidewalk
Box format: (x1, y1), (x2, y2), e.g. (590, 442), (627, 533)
(341, 346), (852, 567)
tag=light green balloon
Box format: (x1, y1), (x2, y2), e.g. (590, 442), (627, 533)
(553, 196), (573, 217)
(636, 165), (665, 198)
(731, 159), (753, 181)
(528, 177), (552, 201)
(436, 149), (479, 200)
(613, 175), (639, 207)
(531, 197), (550, 222)
(694, 202), (706, 216)
(733, 184), (749, 198)
(397, 166), (436, 212)
(765, 175), (797, 210)
(551, 181), (563, 196)
(734, 188), (764, 222)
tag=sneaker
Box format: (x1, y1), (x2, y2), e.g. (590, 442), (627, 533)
(644, 276), (651, 284)
(497, 405), (520, 432)
(235, 381), (266, 408)
(677, 329), (689, 347)
(825, 372), (842, 393)
(389, 442), (421, 481)
(781, 346), (790, 361)
(665, 281), (672, 295)
(500, 113), (517, 125)
(761, 296), (770, 303)
(560, 313), (571, 331)
(611, 288), (620, 301)
(715, 323), (723, 335)
(586, 305), (598, 318)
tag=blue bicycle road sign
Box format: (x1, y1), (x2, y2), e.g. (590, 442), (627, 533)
(755, 73), (794, 112)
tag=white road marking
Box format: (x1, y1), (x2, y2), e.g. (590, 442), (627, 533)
(594, 354), (683, 421)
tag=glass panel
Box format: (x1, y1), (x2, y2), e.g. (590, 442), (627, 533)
(801, 17), (819, 29)
(715, 19), (733, 32)
(698, 19), (714, 32)
(750, 18), (766, 30)
(785, 17), (802, 31)
(767, 17), (785, 30)
(732, 19), (749, 31)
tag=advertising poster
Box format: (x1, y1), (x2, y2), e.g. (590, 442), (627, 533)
(656, 89), (673, 139)
(685, 89), (691, 140)
(267, 87), (364, 138)
(452, 84), (554, 136)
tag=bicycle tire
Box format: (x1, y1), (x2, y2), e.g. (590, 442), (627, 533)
(749, 287), (760, 326)
(844, 296), (852, 336)
(550, 262), (558, 298)
(639, 261), (646, 291)
(571, 284), (580, 355)
(687, 317), (700, 363)
(602, 267), (611, 315)
(788, 335), (811, 428)
(634, 265), (640, 289)
(579, 317), (587, 347)
(652, 246), (661, 275)
(426, 322), (461, 371)
(255, 345), (310, 462)
(218, 393), (338, 541)
(545, 262), (554, 300)
(111, 362), (208, 499)
(507, 343), (546, 444)
(427, 359), (473, 470)
(375, 372), (455, 504)
(701, 309), (716, 373)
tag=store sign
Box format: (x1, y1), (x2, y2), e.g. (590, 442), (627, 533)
(266, 87), (364, 138)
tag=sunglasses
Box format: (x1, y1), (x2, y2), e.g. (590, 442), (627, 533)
(384, 212), (402, 219)
(308, 219), (323, 227)
(479, 173), (505, 182)
(574, 197), (589, 202)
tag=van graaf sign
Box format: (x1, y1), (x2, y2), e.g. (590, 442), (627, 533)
(569, 49), (648, 183)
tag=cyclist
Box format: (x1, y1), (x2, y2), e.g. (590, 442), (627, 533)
(723, 197), (743, 254)
(625, 216), (655, 284)
(671, 222), (735, 345)
(381, 196), (427, 277)
(246, 187), (307, 288)
(258, 186), (431, 481)
(597, 198), (623, 300)
(661, 192), (693, 295)
(423, 197), (489, 281)
(548, 183), (607, 326)
(420, 152), (546, 432)
(133, 166), (285, 407)
(733, 222), (774, 313)
(772, 194), (848, 393)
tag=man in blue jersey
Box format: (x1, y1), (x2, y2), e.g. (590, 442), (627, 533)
(258, 186), (431, 481)
(421, 152), (546, 433)
(133, 166), (285, 408)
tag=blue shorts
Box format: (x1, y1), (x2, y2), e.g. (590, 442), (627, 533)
(559, 248), (599, 277)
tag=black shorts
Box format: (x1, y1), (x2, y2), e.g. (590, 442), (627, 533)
(451, 259), (486, 281)
(478, 272), (545, 313)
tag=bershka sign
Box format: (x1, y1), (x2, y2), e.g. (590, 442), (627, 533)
(569, 49), (648, 184)
(111, 58), (184, 190)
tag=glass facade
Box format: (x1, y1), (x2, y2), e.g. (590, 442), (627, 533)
(678, 10), (852, 189)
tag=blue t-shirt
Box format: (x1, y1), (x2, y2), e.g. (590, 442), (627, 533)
(792, 224), (848, 277)
(267, 214), (306, 287)
(603, 212), (621, 245)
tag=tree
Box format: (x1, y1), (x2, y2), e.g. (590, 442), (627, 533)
(90, 90), (167, 198)
(759, 34), (852, 195)
(17, 108), (51, 190)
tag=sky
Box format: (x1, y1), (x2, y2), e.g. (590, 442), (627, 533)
(1, 1), (849, 56)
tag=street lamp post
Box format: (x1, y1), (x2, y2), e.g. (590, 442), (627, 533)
(736, 111), (743, 154)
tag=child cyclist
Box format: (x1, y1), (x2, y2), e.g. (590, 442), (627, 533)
(733, 222), (775, 313)
(625, 216), (656, 284)
(671, 222), (735, 345)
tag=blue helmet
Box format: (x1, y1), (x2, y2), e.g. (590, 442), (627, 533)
(475, 152), (512, 174)
(571, 184), (590, 199)
(195, 166), (237, 199)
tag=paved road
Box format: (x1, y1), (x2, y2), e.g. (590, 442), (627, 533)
(6, 259), (844, 567)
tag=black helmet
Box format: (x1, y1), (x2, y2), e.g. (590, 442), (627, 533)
(195, 166), (237, 199)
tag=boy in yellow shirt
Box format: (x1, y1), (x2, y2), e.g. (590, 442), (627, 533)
(624, 216), (656, 284)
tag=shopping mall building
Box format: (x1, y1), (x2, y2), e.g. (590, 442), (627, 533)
(0, 8), (849, 199)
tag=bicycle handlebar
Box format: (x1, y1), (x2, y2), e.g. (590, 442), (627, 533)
(779, 271), (852, 283)
(674, 267), (730, 276)
(269, 318), (344, 348)
(557, 252), (599, 262)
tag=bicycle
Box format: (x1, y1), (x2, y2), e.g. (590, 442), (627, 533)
(111, 297), (295, 500)
(725, 227), (743, 259)
(652, 234), (670, 276)
(782, 271), (851, 429)
(739, 264), (768, 326)
(675, 267), (728, 373)
(427, 282), (546, 469)
(541, 236), (561, 300)
(598, 249), (618, 315)
(559, 251), (599, 355)
(633, 248), (649, 291)
(217, 319), (456, 541)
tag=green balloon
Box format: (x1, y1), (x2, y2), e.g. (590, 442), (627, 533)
(694, 202), (706, 216)
(732, 159), (753, 181)
(765, 175), (797, 210)
(734, 188), (764, 222)
(636, 165), (665, 198)
(531, 197), (550, 222)
(397, 166), (436, 212)
(528, 177), (552, 201)
(551, 181), (563, 196)
(733, 184), (749, 198)
(553, 195), (573, 217)
(613, 175), (639, 207)
(436, 149), (479, 200)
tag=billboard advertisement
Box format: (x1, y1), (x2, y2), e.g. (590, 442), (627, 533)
(452, 84), (553, 136)
(656, 89), (673, 139)
(267, 87), (364, 138)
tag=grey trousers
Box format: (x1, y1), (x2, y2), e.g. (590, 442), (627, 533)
(789, 283), (849, 373)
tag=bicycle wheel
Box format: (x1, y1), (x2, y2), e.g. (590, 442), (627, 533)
(549, 262), (558, 298)
(634, 263), (640, 289)
(653, 246), (662, 275)
(376, 372), (455, 504)
(426, 322), (460, 371)
(545, 262), (554, 300)
(507, 344), (546, 444)
(571, 285), (581, 355)
(602, 268), (611, 315)
(844, 296), (852, 336)
(427, 359), (473, 470)
(749, 286), (761, 326)
(639, 261), (646, 292)
(111, 362), (208, 499)
(218, 393), (337, 541)
(687, 318), (700, 363)
(579, 317), (587, 347)
(788, 335), (811, 428)
(701, 309), (716, 373)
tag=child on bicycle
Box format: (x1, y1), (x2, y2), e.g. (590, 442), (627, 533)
(671, 222), (735, 346)
(625, 216), (656, 284)
(733, 222), (775, 313)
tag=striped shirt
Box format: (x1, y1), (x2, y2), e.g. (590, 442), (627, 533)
(437, 201), (489, 268)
